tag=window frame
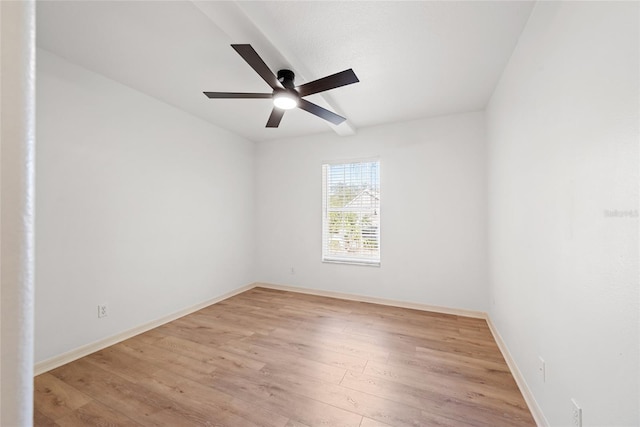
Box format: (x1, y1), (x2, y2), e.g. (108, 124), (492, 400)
(321, 159), (381, 267)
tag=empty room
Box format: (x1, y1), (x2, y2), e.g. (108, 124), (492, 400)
(0, 1), (638, 426)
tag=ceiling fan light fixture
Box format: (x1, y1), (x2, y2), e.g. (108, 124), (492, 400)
(273, 91), (298, 110)
(203, 45), (357, 127)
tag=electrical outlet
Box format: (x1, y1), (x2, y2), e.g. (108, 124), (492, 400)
(538, 356), (546, 383)
(98, 304), (108, 318)
(571, 398), (582, 427)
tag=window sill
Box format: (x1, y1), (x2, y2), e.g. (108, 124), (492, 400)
(322, 258), (381, 267)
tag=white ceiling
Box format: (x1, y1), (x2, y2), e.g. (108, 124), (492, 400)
(36, 1), (534, 142)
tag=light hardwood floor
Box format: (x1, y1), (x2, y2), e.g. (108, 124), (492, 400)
(34, 287), (536, 426)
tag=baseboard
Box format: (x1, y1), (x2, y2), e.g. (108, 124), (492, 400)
(486, 316), (549, 427)
(33, 283), (254, 376)
(254, 282), (487, 319)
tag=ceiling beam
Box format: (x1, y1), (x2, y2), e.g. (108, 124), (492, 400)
(191, 0), (357, 137)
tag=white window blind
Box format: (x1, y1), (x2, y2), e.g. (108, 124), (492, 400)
(322, 160), (380, 265)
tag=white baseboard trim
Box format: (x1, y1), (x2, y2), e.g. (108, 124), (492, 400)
(486, 316), (548, 427)
(33, 283), (254, 376)
(254, 282), (487, 319)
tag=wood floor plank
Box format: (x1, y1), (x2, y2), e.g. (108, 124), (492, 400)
(284, 420), (311, 427)
(83, 346), (162, 383)
(222, 396), (291, 427)
(153, 334), (266, 372)
(360, 418), (393, 427)
(386, 349), (518, 390)
(119, 339), (219, 383)
(207, 369), (363, 427)
(54, 400), (140, 427)
(363, 360), (523, 407)
(341, 370), (532, 426)
(35, 287), (535, 426)
(244, 333), (369, 372)
(49, 358), (174, 425)
(135, 366), (289, 427)
(33, 372), (92, 421)
(33, 409), (58, 427)
(208, 309), (297, 336)
(254, 363), (456, 427)
(269, 326), (390, 363)
(221, 339), (347, 384)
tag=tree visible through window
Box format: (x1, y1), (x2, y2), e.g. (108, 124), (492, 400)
(322, 160), (380, 265)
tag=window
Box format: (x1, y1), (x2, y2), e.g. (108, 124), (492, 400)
(322, 160), (380, 265)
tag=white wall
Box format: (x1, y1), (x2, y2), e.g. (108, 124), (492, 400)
(487, 2), (639, 426)
(35, 49), (255, 364)
(1, 1), (36, 425)
(255, 112), (488, 311)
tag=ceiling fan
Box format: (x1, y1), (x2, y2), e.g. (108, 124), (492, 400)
(203, 44), (359, 128)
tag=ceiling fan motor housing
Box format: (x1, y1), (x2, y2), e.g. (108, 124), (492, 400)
(277, 69), (296, 89)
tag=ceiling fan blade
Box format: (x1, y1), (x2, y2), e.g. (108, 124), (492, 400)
(297, 99), (346, 125)
(204, 92), (272, 99)
(266, 108), (285, 128)
(296, 69), (359, 97)
(231, 44), (283, 90)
